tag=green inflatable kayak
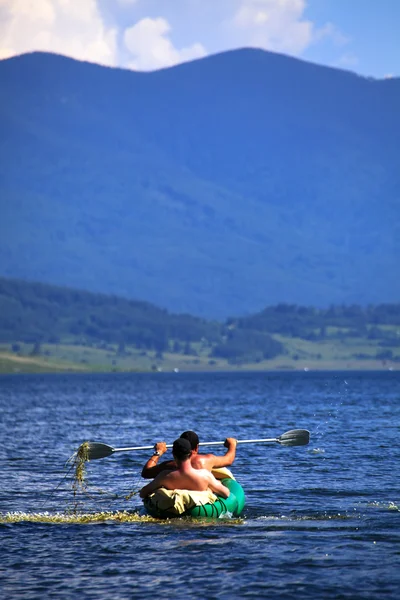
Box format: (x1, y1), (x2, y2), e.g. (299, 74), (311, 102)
(143, 477), (245, 519)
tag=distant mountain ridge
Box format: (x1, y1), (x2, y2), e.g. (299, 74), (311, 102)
(0, 48), (399, 317)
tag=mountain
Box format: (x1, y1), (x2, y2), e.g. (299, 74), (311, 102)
(0, 49), (399, 318)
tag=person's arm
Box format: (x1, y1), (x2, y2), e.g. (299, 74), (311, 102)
(141, 442), (176, 478)
(140, 471), (169, 498)
(207, 472), (230, 499)
(141, 459), (175, 479)
(210, 437), (237, 469)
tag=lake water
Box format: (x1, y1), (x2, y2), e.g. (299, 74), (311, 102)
(0, 371), (399, 599)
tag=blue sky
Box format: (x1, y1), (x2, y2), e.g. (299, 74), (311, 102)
(0, 0), (398, 78)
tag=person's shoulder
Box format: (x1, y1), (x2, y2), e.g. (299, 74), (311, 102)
(192, 454), (215, 469)
(197, 453), (217, 462)
(195, 467), (214, 479)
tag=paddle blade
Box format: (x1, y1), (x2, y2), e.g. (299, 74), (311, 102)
(86, 442), (115, 460)
(278, 429), (310, 446)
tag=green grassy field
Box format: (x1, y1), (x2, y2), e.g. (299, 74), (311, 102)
(1, 336), (398, 374)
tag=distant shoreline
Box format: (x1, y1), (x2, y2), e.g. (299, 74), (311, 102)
(1, 350), (397, 374)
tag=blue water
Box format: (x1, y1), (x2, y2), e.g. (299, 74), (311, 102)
(0, 371), (399, 599)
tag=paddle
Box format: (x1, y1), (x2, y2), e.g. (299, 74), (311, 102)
(83, 429), (310, 460)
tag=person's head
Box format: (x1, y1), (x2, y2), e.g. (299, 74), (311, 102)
(172, 437), (192, 462)
(180, 430), (199, 451)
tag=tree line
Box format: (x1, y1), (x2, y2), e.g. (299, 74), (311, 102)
(1, 277), (399, 364)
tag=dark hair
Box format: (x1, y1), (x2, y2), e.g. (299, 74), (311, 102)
(172, 437), (192, 460)
(180, 430), (199, 450)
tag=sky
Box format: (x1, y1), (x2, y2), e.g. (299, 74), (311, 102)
(0, 0), (398, 78)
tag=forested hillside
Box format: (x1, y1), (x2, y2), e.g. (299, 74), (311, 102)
(1, 49), (399, 317)
(1, 278), (399, 370)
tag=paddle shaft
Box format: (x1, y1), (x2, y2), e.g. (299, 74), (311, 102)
(113, 438), (279, 452)
(83, 429), (310, 459)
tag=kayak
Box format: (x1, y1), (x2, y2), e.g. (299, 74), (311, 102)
(143, 477), (245, 519)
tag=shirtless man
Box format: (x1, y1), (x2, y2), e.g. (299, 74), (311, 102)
(139, 437), (230, 499)
(141, 430), (237, 479)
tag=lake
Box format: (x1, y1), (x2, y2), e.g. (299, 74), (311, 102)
(0, 371), (399, 599)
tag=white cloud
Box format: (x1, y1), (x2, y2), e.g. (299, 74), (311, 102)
(232, 0), (313, 54)
(231, 0), (347, 56)
(0, 2), (206, 72)
(123, 17), (206, 70)
(0, 0), (350, 73)
(0, 0), (117, 66)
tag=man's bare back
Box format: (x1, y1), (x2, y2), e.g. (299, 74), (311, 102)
(140, 438), (230, 499)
